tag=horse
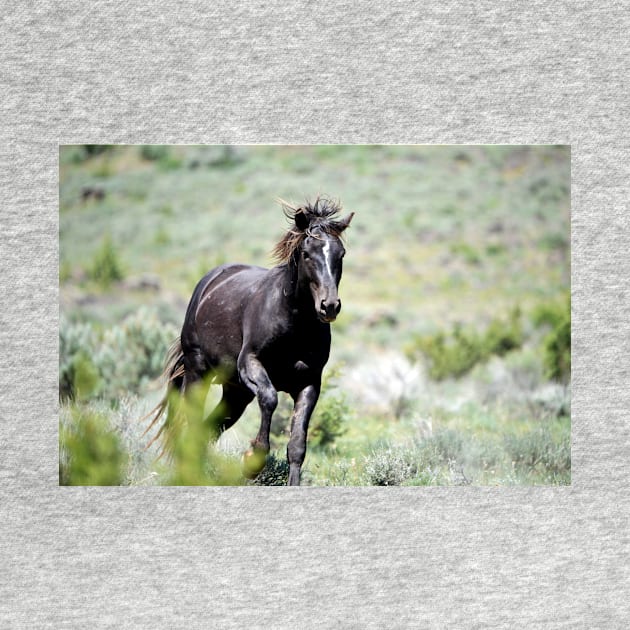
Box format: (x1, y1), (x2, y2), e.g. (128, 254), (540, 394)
(146, 196), (354, 485)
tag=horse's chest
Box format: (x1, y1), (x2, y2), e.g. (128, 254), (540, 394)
(266, 337), (323, 370)
(262, 332), (329, 392)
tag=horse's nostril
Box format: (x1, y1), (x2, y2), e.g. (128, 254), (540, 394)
(319, 300), (340, 320)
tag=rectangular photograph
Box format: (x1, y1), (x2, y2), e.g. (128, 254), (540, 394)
(59, 145), (570, 486)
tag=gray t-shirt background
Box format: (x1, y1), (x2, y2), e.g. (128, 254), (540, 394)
(1, 2), (628, 628)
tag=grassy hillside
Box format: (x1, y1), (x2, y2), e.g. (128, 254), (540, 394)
(59, 145), (570, 486)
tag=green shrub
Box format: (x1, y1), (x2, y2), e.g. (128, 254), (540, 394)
(252, 453), (289, 486)
(61, 144), (113, 164)
(362, 440), (451, 486)
(59, 309), (178, 401)
(531, 296), (568, 329)
(543, 318), (571, 382)
(407, 308), (523, 380)
(485, 243), (506, 257)
(139, 145), (169, 161)
(208, 145), (242, 169)
(153, 382), (245, 486)
(60, 407), (126, 485)
(63, 145), (114, 165)
(424, 428), (465, 464)
(531, 295), (571, 383)
(83, 145), (112, 158)
(139, 145), (182, 171)
(539, 232), (569, 252)
(59, 260), (73, 283)
(484, 307), (523, 355)
(70, 350), (101, 401)
(532, 295), (571, 382)
(307, 455), (361, 486)
(86, 233), (125, 288)
(97, 310), (177, 395)
(363, 447), (415, 486)
(309, 366), (351, 448)
(153, 227), (171, 246)
(59, 318), (98, 399)
(504, 426), (571, 478)
(450, 241), (481, 265)
(266, 366), (351, 450)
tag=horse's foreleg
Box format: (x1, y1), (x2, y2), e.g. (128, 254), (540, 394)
(287, 384), (320, 486)
(238, 352), (277, 478)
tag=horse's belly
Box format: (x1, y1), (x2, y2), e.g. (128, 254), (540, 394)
(195, 301), (243, 371)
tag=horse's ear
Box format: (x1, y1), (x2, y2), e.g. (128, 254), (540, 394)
(294, 208), (310, 231)
(338, 212), (355, 232)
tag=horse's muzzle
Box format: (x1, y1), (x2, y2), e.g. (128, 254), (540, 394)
(318, 299), (341, 323)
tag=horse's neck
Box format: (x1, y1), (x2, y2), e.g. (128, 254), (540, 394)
(281, 262), (315, 319)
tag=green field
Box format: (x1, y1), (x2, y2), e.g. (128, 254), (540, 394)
(59, 145), (570, 486)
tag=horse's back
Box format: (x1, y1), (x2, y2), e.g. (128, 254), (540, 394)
(194, 263), (267, 312)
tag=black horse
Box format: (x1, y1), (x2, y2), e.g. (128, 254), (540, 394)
(146, 197), (354, 485)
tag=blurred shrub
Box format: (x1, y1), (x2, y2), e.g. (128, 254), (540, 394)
(155, 383), (246, 486)
(504, 426), (571, 479)
(139, 145), (183, 171)
(70, 350), (101, 401)
(543, 318), (570, 382)
(531, 296), (567, 329)
(63, 145), (114, 165)
(450, 241), (481, 265)
(539, 232), (569, 252)
(60, 407), (126, 485)
(59, 319), (99, 400)
(86, 233), (125, 288)
(309, 365), (351, 448)
(185, 145), (244, 170)
(423, 428), (464, 464)
(407, 308), (523, 380)
(59, 309), (178, 401)
(153, 226), (171, 246)
(83, 145), (112, 158)
(484, 308), (523, 355)
(59, 260), (73, 283)
(485, 243), (506, 257)
(139, 145), (169, 161)
(532, 295), (571, 382)
(208, 145), (243, 169)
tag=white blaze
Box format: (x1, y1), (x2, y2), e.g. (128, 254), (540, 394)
(322, 239), (333, 278)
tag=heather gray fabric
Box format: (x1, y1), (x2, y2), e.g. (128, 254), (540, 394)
(1, 2), (628, 627)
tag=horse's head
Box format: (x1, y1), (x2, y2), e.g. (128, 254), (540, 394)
(298, 226), (348, 322)
(274, 197), (354, 323)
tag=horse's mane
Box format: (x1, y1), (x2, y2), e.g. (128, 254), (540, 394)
(272, 196), (347, 263)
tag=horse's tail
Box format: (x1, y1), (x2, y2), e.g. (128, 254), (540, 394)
(142, 337), (186, 452)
